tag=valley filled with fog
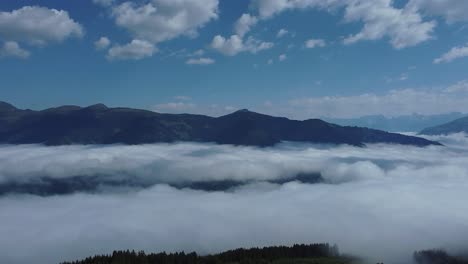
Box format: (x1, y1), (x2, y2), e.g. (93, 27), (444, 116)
(1, 134), (468, 264)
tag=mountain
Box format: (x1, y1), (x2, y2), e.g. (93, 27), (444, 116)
(420, 116), (468, 135)
(0, 102), (440, 147)
(325, 113), (466, 132)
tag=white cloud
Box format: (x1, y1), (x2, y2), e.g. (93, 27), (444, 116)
(279, 53), (287, 61)
(111, 0), (219, 44)
(153, 102), (196, 113)
(305, 38), (326, 48)
(2, 137), (468, 264)
(386, 73), (410, 83)
(407, 0), (468, 23)
(285, 82), (468, 119)
(93, 0), (115, 7)
(234, 13), (258, 37)
(399, 73), (409, 81)
(342, 0), (436, 49)
(277, 28), (288, 38)
(442, 80), (468, 93)
(0, 6), (83, 46)
(186, 57), (215, 65)
(94, 36), (111, 50)
(0, 41), (30, 59)
(211, 35), (273, 56)
(252, 0), (339, 18)
(107, 39), (156, 61)
(211, 35), (243, 56)
(434, 44), (468, 64)
(189, 49), (205, 57)
(252, 0), (435, 49)
(173, 95), (192, 101)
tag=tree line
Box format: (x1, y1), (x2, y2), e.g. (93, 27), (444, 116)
(414, 249), (468, 264)
(61, 243), (343, 264)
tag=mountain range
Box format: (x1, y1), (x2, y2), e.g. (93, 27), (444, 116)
(420, 116), (468, 135)
(325, 113), (466, 132)
(0, 101), (439, 147)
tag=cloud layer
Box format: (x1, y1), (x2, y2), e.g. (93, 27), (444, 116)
(1, 134), (468, 264)
(281, 81), (468, 119)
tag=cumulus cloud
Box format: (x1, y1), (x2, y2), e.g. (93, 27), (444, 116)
(1, 135), (468, 264)
(111, 0), (218, 44)
(210, 35), (241, 56)
(341, 0), (435, 49)
(211, 35), (273, 56)
(91, 0), (219, 60)
(94, 36), (111, 50)
(107, 39), (156, 61)
(252, 0), (435, 49)
(279, 53), (287, 61)
(0, 6), (83, 46)
(277, 28), (288, 38)
(0, 41), (30, 59)
(234, 14), (258, 37)
(186, 57), (215, 65)
(212, 11), (273, 57)
(305, 39), (326, 48)
(434, 44), (468, 64)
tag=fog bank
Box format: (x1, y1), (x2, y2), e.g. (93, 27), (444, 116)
(1, 135), (468, 264)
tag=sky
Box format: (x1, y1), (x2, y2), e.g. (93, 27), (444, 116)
(1, 0), (468, 118)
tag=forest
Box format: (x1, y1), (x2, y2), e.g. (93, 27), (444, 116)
(414, 249), (468, 264)
(61, 245), (468, 264)
(60, 243), (348, 264)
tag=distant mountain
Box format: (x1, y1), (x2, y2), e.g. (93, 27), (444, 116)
(325, 113), (466, 132)
(420, 116), (468, 135)
(0, 102), (439, 147)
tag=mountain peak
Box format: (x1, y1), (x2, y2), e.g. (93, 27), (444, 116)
(85, 103), (108, 111)
(0, 101), (18, 112)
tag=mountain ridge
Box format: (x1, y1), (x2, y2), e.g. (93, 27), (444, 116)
(325, 112), (466, 132)
(0, 101), (440, 147)
(420, 116), (468, 135)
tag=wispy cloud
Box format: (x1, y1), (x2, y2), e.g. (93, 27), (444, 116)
(434, 43), (468, 64)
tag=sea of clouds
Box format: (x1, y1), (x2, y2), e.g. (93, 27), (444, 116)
(1, 134), (468, 264)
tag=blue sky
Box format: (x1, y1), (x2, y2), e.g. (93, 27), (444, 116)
(1, 0), (468, 119)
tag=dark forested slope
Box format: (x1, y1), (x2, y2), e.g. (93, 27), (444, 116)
(420, 116), (468, 135)
(0, 102), (439, 147)
(60, 244), (348, 264)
